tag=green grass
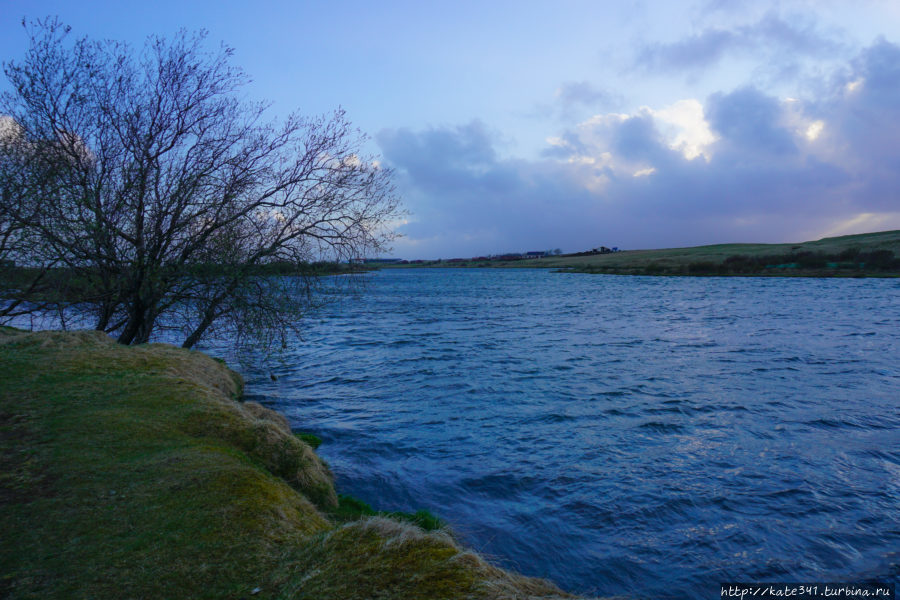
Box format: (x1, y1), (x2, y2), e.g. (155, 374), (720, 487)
(522, 230), (900, 276)
(0, 329), (576, 600)
(330, 493), (448, 531)
(294, 432), (322, 449)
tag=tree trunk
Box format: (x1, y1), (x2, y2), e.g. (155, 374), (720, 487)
(95, 300), (114, 332)
(116, 302), (145, 345)
(134, 312), (156, 345)
(182, 308), (219, 349)
(117, 320), (139, 345)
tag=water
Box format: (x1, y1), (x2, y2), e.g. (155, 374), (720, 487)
(234, 268), (899, 598)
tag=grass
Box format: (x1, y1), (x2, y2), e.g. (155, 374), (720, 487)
(525, 230), (900, 276)
(294, 432), (322, 449)
(0, 328), (578, 600)
(330, 493), (448, 531)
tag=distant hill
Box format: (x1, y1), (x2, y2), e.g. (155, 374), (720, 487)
(511, 230), (900, 276)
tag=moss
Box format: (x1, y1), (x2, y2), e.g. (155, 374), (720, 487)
(295, 432), (322, 449)
(387, 509), (446, 532)
(330, 494), (447, 532)
(333, 493), (378, 519)
(180, 400), (338, 509)
(0, 329), (580, 600)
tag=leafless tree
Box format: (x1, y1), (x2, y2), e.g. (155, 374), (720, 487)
(0, 114), (68, 322)
(0, 19), (400, 348)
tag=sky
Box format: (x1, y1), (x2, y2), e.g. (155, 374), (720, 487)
(2, 0), (899, 258)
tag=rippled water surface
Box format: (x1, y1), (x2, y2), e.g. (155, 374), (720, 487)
(237, 269), (899, 598)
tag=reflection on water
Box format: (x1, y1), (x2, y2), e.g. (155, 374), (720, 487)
(220, 269), (898, 598)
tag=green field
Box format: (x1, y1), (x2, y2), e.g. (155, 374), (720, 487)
(0, 328), (575, 600)
(532, 230), (900, 274)
(398, 230), (900, 276)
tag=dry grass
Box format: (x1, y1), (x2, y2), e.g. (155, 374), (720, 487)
(280, 517), (574, 600)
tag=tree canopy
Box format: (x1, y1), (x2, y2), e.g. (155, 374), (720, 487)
(0, 19), (400, 348)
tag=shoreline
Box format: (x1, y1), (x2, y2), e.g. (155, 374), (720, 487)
(0, 327), (583, 599)
(383, 263), (900, 278)
(380, 229), (900, 278)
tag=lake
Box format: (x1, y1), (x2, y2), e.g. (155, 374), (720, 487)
(236, 268), (899, 598)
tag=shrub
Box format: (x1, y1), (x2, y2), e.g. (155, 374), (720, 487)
(859, 249), (896, 269)
(839, 247), (861, 260)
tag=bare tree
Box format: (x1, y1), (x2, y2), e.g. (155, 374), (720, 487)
(0, 19), (400, 348)
(0, 114), (68, 322)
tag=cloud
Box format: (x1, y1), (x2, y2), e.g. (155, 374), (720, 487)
(636, 12), (846, 73)
(638, 29), (737, 71)
(555, 81), (617, 109)
(701, 0), (750, 14)
(648, 99), (718, 160)
(706, 87), (797, 156)
(817, 39), (900, 214)
(378, 40), (900, 258)
(820, 212), (900, 238)
(850, 37), (900, 109)
(378, 120), (497, 177)
(378, 124), (606, 257)
(531, 81), (623, 124)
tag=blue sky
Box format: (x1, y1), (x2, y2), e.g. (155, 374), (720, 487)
(2, 1), (899, 258)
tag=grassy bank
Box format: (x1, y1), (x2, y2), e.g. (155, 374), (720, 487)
(0, 328), (576, 599)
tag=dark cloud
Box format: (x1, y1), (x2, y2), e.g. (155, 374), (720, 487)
(820, 39), (900, 211)
(378, 120), (496, 176)
(378, 41), (900, 258)
(609, 113), (669, 162)
(636, 12), (845, 72)
(853, 38), (900, 108)
(378, 124), (607, 256)
(706, 87), (797, 156)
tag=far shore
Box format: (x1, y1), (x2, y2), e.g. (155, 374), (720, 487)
(380, 229), (900, 277)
